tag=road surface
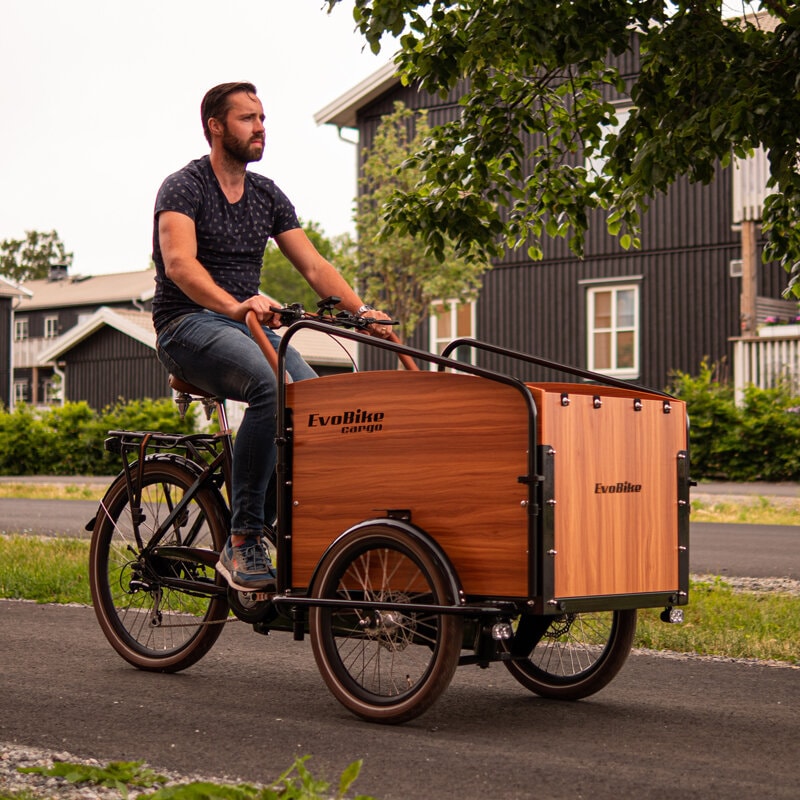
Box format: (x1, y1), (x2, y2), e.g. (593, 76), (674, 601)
(1, 600), (798, 800)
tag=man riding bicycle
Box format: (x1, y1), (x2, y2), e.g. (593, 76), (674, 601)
(151, 81), (392, 593)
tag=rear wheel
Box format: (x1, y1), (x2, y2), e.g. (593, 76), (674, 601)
(504, 609), (636, 700)
(309, 525), (463, 724)
(89, 459), (230, 672)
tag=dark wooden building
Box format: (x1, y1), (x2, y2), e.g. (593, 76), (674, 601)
(38, 307), (168, 410)
(316, 46), (791, 392)
(12, 268), (157, 407)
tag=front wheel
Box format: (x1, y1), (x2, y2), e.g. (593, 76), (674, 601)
(309, 525), (463, 724)
(89, 459), (230, 672)
(504, 609), (637, 700)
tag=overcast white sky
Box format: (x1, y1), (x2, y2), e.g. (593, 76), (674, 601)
(0, 0), (392, 276)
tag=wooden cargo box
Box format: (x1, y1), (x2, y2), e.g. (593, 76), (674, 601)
(528, 383), (688, 604)
(284, 370), (688, 609)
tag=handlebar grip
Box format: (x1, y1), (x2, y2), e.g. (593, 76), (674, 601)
(245, 311), (280, 377)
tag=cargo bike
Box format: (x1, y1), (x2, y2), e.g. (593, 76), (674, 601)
(88, 299), (691, 724)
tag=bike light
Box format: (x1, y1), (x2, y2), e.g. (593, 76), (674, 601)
(491, 622), (513, 640)
(660, 607), (684, 624)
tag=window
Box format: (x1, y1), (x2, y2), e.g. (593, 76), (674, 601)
(586, 105), (631, 178)
(44, 316), (59, 338)
(14, 317), (29, 342)
(14, 381), (29, 404)
(429, 300), (476, 368)
(586, 282), (640, 378)
(43, 380), (60, 404)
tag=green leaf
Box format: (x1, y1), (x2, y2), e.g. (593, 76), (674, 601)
(337, 760), (363, 797)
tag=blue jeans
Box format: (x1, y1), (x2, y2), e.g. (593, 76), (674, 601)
(156, 311), (317, 538)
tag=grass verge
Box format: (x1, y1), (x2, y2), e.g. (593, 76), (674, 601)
(1, 534), (798, 665)
(690, 495), (800, 525)
(0, 483), (107, 501)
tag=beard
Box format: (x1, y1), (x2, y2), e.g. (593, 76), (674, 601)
(221, 127), (264, 164)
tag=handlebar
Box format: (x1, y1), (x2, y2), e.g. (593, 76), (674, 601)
(268, 296), (396, 332)
(245, 297), (419, 373)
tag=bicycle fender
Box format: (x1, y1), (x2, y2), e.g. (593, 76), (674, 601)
(307, 517), (465, 606)
(86, 454), (230, 533)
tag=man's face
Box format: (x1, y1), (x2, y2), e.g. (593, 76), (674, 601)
(219, 91), (265, 164)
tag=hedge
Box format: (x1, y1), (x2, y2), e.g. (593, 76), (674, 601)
(1, 364), (799, 481)
(0, 398), (197, 476)
(668, 360), (800, 481)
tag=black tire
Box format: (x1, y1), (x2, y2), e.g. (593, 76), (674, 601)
(504, 609), (637, 700)
(309, 525), (463, 724)
(89, 459), (230, 672)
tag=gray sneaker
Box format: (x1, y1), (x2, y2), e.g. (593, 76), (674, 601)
(216, 537), (277, 592)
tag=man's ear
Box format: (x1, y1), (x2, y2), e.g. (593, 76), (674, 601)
(208, 117), (224, 137)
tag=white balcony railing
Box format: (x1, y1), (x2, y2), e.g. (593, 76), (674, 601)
(732, 327), (800, 405)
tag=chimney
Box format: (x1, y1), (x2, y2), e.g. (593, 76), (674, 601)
(48, 264), (68, 282)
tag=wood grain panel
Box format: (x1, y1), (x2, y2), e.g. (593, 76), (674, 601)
(286, 371), (532, 597)
(528, 384), (686, 599)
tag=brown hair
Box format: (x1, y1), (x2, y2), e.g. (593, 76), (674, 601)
(200, 82), (258, 145)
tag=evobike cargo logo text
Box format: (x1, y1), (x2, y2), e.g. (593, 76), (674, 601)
(594, 481), (642, 494)
(307, 408), (385, 435)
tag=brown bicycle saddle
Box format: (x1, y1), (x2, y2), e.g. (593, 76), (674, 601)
(168, 374), (216, 398)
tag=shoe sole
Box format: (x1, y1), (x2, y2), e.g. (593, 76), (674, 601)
(216, 559), (277, 594)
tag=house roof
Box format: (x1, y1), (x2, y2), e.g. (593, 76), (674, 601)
(740, 10), (781, 31)
(38, 307), (156, 363)
(0, 276), (32, 299)
(37, 306), (358, 368)
(314, 60), (399, 128)
(17, 269), (156, 311)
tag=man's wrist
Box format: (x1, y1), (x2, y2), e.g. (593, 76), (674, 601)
(355, 304), (375, 317)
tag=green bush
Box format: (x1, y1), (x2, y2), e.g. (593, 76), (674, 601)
(2, 364), (799, 482)
(669, 359), (800, 481)
(0, 398), (196, 476)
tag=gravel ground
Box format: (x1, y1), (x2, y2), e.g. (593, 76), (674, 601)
(0, 741), (266, 800)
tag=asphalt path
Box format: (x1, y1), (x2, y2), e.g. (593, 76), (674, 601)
(2, 492), (800, 797)
(1, 600), (798, 799)
(0, 497), (98, 538)
(2, 497), (799, 579)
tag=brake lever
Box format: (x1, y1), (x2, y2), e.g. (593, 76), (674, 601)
(269, 304), (305, 324)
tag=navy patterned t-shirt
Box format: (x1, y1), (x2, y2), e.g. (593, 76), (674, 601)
(151, 155), (300, 332)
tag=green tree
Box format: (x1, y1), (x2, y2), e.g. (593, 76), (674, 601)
(348, 102), (485, 339)
(260, 219), (354, 312)
(0, 229), (73, 282)
(326, 1), (800, 295)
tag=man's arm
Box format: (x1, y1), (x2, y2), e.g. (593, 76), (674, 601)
(274, 227), (392, 333)
(159, 210), (276, 322)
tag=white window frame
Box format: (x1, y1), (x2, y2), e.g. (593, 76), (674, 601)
(14, 317), (29, 342)
(428, 299), (476, 369)
(44, 315), (59, 339)
(584, 280), (641, 379)
(14, 381), (29, 404)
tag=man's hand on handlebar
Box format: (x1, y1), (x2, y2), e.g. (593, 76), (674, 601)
(361, 308), (395, 339)
(235, 296), (283, 328)
(267, 296), (399, 339)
